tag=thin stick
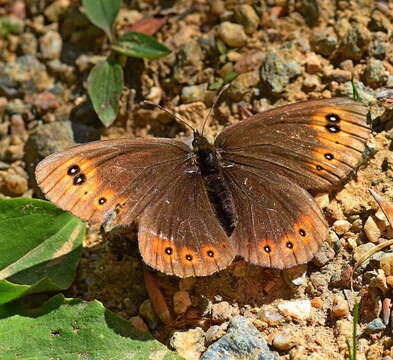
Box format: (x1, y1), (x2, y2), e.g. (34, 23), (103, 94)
(201, 83), (230, 136)
(143, 100), (195, 133)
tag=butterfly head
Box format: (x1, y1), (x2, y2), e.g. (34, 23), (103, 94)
(192, 131), (213, 152)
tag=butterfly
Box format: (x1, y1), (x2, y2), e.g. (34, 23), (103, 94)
(35, 98), (370, 278)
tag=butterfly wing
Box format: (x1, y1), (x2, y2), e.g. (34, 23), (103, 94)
(138, 161), (235, 277)
(36, 137), (235, 277)
(222, 164), (327, 268)
(215, 98), (370, 192)
(35, 138), (194, 226)
(215, 97), (370, 268)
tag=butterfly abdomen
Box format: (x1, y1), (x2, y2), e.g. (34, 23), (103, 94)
(194, 141), (238, 237)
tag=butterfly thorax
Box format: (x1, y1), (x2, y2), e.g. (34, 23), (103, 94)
(192, 132), (238, 236)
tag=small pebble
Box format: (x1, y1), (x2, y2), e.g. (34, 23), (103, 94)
(312, 242), (335, 267)
(364, 58), (387, 89)
(173, 290), (192, 315)
(311, 26), (338, 56)
(306, 53), (322, 74)
(277, 300), (312, 321)
(272, 329), (297, 351)
(181, 84), (207, 103)
(364, 216), (381, 243)
(311, 297), (323, 308)
(315, 193), (329, 209)
(211, 301), (238, 322)
(210, 0), (225, 16)
(333, 220), (351, 235)
(364, 318), (386, 333)
(353, 243), (376, 263)
(258, 307), (285, 325)
(380, 253), (393, 277)
(39, 31), (62, 60)
(205, 323), (228, 343)
(329, 69), (352, 83)
(2, 173), (28, 196)
(331, 295), (349, 319)
(170, 328), (205, 360)
(234, 4), (259, 34)
(218, 21), (248, 48)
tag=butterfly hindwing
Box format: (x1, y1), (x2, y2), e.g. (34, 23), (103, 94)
(138, 161), (235, 278)
(223, 164), (328, 268)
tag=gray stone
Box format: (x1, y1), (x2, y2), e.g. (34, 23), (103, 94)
(24, 121), (74, 196)
(364, 59), (387, 89)
(364, 318), (386, 333)
(336, 24), (371, 61)
(312, 242), (335, 267)
(174, 40), (204, 84)
(260, 51), (301, 95)
(201, 316), (279, 360)
(311, 27), (337, 56)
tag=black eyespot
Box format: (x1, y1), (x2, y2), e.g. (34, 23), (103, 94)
(326, 113), (340, 123)
(98, 197), (106, 205)
(165, 247), (173, 255)
(264, 245), (271, 253)
(73, 173), (86, 185)
(316, 165), (323, 171)
(326, 124), (340, 133)
(67, 165), (80, 176)
(207, 250), (214, 257)
(324, 153), (334, 160)
(185, 254), (193, 261)
(299, 229), (306, 237)
(286, 241), (293, 249)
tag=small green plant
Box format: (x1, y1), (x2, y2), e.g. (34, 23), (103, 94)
(346, 299), (359, 360)
(82, 0), (171, 127)
(351, 75), (361, 102)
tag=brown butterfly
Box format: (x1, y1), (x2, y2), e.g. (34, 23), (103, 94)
(35, 98), (370, 278)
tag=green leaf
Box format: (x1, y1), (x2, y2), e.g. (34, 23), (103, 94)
(223, 71), (239, 83)
(112, 32), (171, 59)
(0, 294), (182, 360)
(216, 38), (227, 55)
(0, 198), (84, 305)
(87, 58), (124, 127)
(209, 80), (224, 90)
(82, 0), (120, 40)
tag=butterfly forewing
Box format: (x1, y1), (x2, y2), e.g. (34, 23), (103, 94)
(35, 138), (192, 225)
(216, 98), (370, 192)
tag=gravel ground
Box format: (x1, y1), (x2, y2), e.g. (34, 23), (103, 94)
(1, 0), (393, 359)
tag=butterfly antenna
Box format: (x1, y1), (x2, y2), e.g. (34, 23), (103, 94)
(201, 83), (230, 136)
(143, 101), (195, 133)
